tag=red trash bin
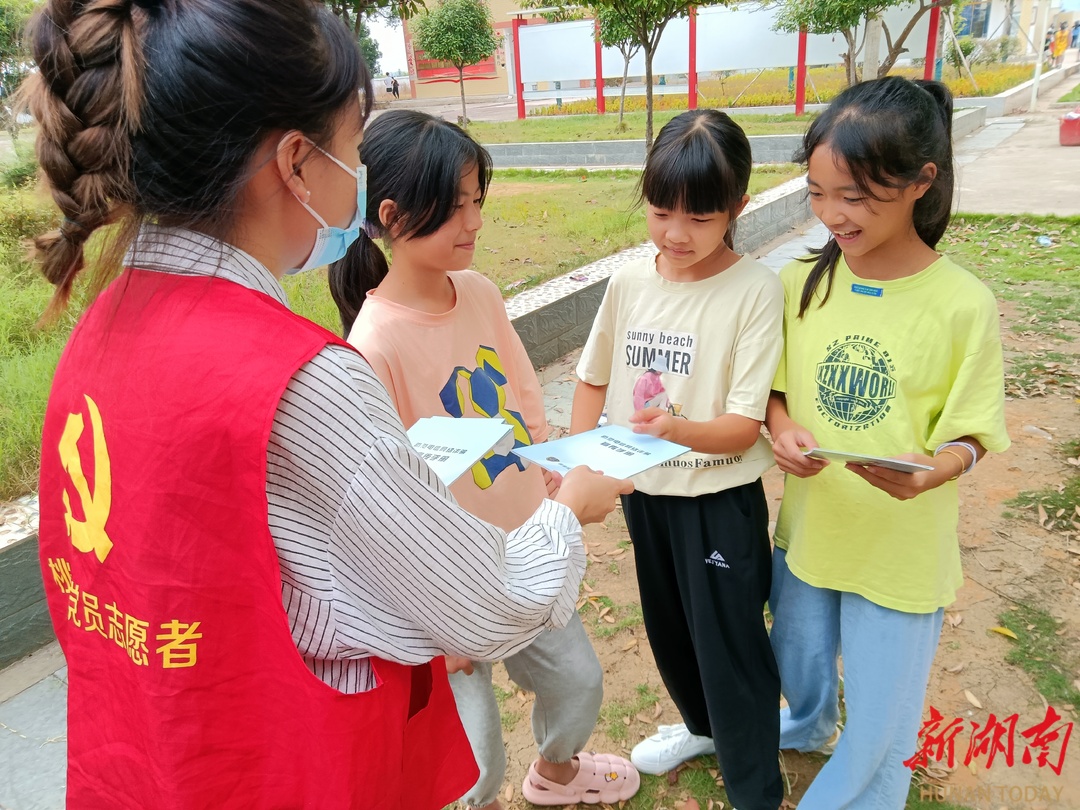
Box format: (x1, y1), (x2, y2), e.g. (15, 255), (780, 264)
(1061, 107), (1080, 146)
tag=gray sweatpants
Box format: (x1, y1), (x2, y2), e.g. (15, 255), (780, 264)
(449, 612), (603, 808)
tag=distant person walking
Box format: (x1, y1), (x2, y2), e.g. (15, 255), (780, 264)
(384, 71), (394, 95)
(1071, 20), (1080, 49)
(392, 75), (400, 99)
(1052, 23), (1069, 68)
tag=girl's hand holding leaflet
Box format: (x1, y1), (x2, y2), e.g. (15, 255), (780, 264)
(846, 452), (962, 501)
(772, 426), (828, 478)
(629, 407), (679, 441)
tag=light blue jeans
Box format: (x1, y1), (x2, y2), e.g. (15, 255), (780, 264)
(769, 548), (944, 810)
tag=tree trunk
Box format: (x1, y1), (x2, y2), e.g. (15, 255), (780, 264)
(644, 43), (654, 148)
(1002, 0), (1014, 38)
(843, 29), (859, 85)
(863, 15), (882, 80)
(619, 53), (630, 125)
(878, 2), (932, 77)
(458, 65), (468, 128)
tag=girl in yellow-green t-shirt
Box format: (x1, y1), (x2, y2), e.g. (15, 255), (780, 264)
(764, 76), (1009, 809)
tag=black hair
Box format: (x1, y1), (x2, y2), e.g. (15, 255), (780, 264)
(25, 0), (370, 314)
(329, 110), (493, 336)
(639, 109), (752, 250)
(796, 76), (954, 318)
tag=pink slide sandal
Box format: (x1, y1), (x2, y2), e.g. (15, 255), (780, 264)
(521, 751), (640, 806)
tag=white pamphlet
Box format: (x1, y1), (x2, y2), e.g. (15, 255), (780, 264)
(804, 448), (934, 473)
(513, 424), (690, 479)
(407, 416), (514, 485)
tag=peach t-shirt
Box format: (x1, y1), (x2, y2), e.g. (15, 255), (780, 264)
(348, 270), (549, 532)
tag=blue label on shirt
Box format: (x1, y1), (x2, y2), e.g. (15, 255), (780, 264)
(851, 283), (883, 298)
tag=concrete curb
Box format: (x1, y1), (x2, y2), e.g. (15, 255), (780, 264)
(954, 63), (1080, 117)
(506, 174), (812, 367)
(0, 535), (51, 670)
(488, 134), (804, 168)
(489, 108), (988, 168)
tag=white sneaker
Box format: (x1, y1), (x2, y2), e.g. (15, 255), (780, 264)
(814, 724), (843, 756)
(630, 723), (715, 774)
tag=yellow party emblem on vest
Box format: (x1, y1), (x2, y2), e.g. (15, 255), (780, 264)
(59, 394), (114, 563)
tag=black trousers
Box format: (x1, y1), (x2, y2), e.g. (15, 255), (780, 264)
(622, 481), (782, 810)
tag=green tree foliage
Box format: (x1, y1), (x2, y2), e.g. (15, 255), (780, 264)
(589, 0), (710, 147)
(411, 0), (499, 127)
(772, 0), (950, 86)
(324, 2), (393, 76)
(357, 19), (383, 75)
(0, 0), (34, 144)
(521, 0), (588, 23)
(327, 0), (427, 24)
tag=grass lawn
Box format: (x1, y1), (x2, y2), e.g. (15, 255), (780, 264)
(944, 213), (1080, 341)
(470, 111), (813, 144)
(462, 166), (803, 292)
(1059, 83), (1080, 103)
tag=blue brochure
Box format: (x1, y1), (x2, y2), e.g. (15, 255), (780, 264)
(513, 424), (690, 480)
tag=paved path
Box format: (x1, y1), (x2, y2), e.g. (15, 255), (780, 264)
(3, 92), (1078, 809)
(956, 73), (1080, 216)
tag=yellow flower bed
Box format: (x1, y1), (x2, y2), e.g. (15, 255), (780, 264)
(529, 64), (1037, 116)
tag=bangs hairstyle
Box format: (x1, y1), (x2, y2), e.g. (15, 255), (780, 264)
(368, 110), (493, 241)
(796, 76), (954, 318)
(329, 110), (493, 335)
(640, 110), (752, 248)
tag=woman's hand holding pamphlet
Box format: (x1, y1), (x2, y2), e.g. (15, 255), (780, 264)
(513, 425), (691, 480)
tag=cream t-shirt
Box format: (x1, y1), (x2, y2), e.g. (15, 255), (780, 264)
(349, 270), (549, 532)
(577, 254), (784, 497)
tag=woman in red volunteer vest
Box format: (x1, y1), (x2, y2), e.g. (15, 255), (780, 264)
(26, 1), (632, 807)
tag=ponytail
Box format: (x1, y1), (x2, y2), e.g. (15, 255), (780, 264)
(794, 76), (956, 318)
(329, 230), (389, 336)
(797, 239), (843, 317)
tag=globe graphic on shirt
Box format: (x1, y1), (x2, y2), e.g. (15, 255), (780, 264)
(815, 339), (897, 428)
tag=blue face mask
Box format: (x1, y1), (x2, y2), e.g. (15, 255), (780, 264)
(288, 142), (368, 275)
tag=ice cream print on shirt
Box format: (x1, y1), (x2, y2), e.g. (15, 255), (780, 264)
(439, 345), (534, 489)
(815, 335), (898, 430)
(632, 356), (674, 413)
(626, 327), (693, 417)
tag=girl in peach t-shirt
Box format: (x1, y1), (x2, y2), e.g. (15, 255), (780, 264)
(328, 110), (639, 809)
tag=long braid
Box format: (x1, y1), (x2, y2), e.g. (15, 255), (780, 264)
(23, 0), (146, 313)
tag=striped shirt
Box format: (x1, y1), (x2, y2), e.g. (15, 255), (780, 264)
(126, 225), (585, 693)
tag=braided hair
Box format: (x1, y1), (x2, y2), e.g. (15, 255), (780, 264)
(22, 0), (371, 316)
(24, 0), (146, 311)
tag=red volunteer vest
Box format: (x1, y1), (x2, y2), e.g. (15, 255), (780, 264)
(38, 269), (478, 809)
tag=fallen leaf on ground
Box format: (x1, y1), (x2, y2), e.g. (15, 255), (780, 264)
(990, 626), (1018, 640)
(964, 689), (983, 709)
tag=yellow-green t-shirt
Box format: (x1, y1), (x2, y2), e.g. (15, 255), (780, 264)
(773, 255), (1010, 613)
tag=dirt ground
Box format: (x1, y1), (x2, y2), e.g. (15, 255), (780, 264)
(481, 297), (1080, 809)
